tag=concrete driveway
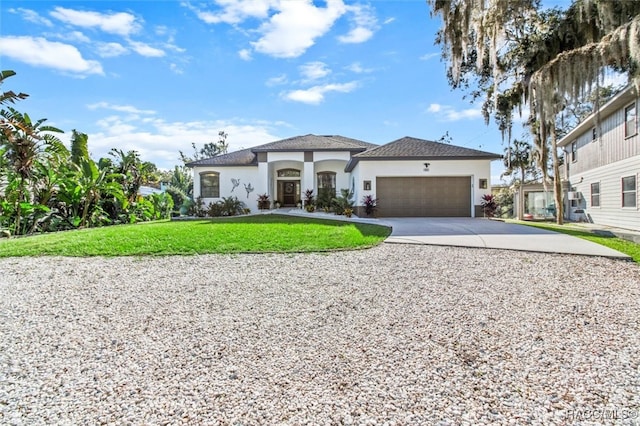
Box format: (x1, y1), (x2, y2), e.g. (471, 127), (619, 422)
(381, 218), (630, 259)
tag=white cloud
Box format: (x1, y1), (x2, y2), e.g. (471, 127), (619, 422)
(345, 62), (372, 73)
(251, 0), (346, 58)
(87, 102), (156, 115)
(338, 27), (373, 44)
(427, 103), (482, 121)
(187, 0), (377, 58)
(10, 8), (53, 27)
(337, 4), (378, 44)
(185, 0), (274, 25)
(299, 61), (331, 81)
(283, 81), (358, 105)
(238, 49), (252, 61)
(128, 41), (165, 57)
(87, 112), (285, 169)
(383, 17), (395, 25)
(50, 30), (91, 44)
(0, 36), (103, 76)
(420, 52), (440, 61)
(96, 42), (129, 58)
(170, 63), (184, 75)
(266, 74), (288, 86)
(50, 7), (141, 37)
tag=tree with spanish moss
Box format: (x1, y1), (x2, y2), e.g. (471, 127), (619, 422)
(428, 0), (640, 224)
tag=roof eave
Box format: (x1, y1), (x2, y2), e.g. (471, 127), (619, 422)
(352, 155), (502, 161)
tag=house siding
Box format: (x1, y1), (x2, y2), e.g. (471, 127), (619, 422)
(568, 156), (640, 230)
(562, 88), (640, 231)
(568, 101), (639, 175)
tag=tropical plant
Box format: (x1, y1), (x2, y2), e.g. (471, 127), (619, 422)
(316, 189), (333, 210)
(0, 107), (66, 233)
(0, 70), (28, 106)
(220, 196), (246, 216)
(481, 194), (498, 218)
(332, 188), (354, 215)
(303, 189), (315, 207)
(257, 193), (270, 210)
(362, 194), (378, 216)
(70, 129), (90, 166)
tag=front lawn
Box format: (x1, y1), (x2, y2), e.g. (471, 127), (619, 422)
(512, 220), (640, 263)
(0, 214), (391, 257)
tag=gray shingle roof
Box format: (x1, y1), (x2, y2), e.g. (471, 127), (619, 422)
(353, 136), (501, 159)
(186, 135), (501, 168)
(186, 148), (257, 167)
(251, 134), (377, 152)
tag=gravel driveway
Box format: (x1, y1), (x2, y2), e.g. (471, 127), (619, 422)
(1, 244), (639, 425)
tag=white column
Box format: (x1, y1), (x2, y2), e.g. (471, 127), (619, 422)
(303, 161), (315, 194)
(258, 162), (269, 196)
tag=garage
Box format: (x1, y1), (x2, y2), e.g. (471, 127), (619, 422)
(376, 176), (471, 217)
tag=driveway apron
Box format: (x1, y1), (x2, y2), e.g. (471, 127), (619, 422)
(381, 218), (630, 259)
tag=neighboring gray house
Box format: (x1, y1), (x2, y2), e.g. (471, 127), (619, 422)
(558, 85), (639, 231)
(187, 134), (501, 217)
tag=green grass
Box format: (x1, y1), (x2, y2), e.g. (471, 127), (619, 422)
(511, 220), (640, 263)
(0, 214), (391, 257)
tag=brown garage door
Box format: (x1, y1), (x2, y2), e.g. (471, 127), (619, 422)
(376, 176), (471, 217)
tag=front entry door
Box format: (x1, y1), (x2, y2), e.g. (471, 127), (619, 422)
(279, 180), (299, 206)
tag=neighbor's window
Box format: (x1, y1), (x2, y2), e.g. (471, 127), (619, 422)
(591, 182), (600, 207)
(571, 141), (577, 162)
(317, 171), (336, 200)
(591, 127), (597, 141)
(479, 178), (488, 189)
(625, 102), (637, 137)
(200, 172), (220, 198)
(622, 176), (636, 207)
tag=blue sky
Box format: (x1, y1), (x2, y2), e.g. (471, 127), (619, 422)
(0, 1), (536, 181)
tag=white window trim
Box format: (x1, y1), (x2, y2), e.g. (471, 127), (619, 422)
(624, 101), (637, 139)
(621, 175), (637, 209)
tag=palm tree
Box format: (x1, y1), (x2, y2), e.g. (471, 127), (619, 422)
(502, 139), (533, 220)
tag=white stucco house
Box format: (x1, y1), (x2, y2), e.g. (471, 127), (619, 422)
(187, 134), (501, 217)
(558, 85), (640, 231)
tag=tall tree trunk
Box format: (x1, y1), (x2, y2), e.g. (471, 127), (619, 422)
(550, 125), (564, 225)
(518, 165), (526, 220)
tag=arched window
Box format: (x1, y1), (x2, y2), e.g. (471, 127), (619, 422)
(200, 172), (220, 198)
(317, 171), (336, 200)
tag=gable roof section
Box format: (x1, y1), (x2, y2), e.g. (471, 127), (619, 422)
(186, 148), (257, 167)
(186, 134), (377, 167)
(557, 85), (637, 147)
(345, 136), (501, 171)
(251, 134), (377, 152)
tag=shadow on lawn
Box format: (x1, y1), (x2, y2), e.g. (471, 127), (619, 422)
(195, 214), (391, 237)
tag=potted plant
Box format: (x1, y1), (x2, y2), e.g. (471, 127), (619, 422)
(257, 193), (270, 210)
(362, 194), (377, 216)
(344, 207), (353, 218)
(273, 200), (281, 209)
